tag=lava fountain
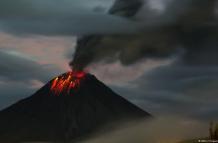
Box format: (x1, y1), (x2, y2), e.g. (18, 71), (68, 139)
(50, 71), (86, 95)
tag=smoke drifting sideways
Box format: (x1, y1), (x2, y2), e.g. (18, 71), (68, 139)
(70, 0), (218, 71)
(79, 117), (208, 143)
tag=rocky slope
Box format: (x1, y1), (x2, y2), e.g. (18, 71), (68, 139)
(0, 73), (150, 143)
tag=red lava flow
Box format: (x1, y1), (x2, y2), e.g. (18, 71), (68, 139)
(50, 71), (86, 95)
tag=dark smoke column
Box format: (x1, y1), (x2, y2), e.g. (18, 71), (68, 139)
(69, 0), (144, 71)
(70, 0), (217, 71)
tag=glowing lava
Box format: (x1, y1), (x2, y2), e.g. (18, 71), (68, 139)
(50, 71), (86, 95)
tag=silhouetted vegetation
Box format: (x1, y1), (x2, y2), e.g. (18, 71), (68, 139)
(209, 122), (218, 140)
(179, 122), (218, 143)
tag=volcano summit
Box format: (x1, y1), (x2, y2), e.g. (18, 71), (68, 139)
(0, 72), (150, 143)
(50, 71), (86, 96)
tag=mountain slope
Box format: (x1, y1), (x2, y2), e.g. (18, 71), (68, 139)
(0, 73), (150, 143)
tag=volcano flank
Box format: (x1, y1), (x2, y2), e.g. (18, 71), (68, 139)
(0, 72), (151, 143)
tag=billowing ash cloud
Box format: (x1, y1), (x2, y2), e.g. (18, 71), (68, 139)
(70, 0), (218, 70)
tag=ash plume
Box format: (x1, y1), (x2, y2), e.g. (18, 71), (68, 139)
(79, 117), (208, 143)
(70, 0), (218, 71)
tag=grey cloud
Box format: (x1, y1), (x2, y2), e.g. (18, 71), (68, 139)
(0, 50), (61, 83)
(0, 80), (35, 110)
(0, 49), (63, 110)
(0, 0), (114, 18)
(111, 64), (218, 121)
(0, 0), (141, 35)
(0, 15), (140, 36)
(182, 39), (218, 65)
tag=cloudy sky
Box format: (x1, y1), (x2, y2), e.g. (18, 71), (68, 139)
(0, 0), (218, 128)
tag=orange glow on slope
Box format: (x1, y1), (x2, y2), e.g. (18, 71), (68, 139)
(50, 71), (86, 95)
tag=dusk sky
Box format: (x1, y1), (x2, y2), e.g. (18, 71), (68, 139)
(0, 0), (218, 126)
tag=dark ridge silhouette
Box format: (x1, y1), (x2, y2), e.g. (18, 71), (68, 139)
(0, 73), (150, 143)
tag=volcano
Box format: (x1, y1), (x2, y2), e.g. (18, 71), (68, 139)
(0, 72), (150, 143)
